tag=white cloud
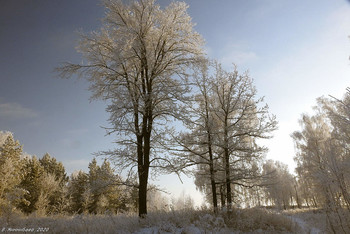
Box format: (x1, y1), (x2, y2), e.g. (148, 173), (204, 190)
(0, 102), (38, 119)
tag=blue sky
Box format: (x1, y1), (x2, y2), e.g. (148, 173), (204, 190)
(1, 0), (350, 205)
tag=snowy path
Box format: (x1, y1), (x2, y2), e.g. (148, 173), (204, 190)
(287, 215), (322, 234)
(270, 209), (322, 234)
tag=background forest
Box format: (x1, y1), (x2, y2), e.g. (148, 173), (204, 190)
(2, 83), (350, 233)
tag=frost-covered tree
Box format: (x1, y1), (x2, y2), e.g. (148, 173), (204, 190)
(36, 173), (62, 216)
(87, 158), (124, 214)
(147, 186), (169, 211)
(0, 131), (12, 146)
(170, 191), (194, 211)
(0, 134), (23, 193)
(18, 155), (67, 215)
(177, 60), (276, 212)
(87, 158), (101, 213)
(319, 91), (350, 210)
(57, 0), (203, 217)
(292, 112), (340, 207)
(0, 134), (24, 214)
(18, 156), (45, 214)
(210, 63), (277, 211)
(39, 153), (68, 213)
(175, 58), (220, 212)
(96, 159), (124, 213)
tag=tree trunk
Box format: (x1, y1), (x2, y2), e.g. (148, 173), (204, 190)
(223, 115), (232, 213)
(137, 70), (152, 218)
(209, 159), (218, 213)
(138, 167), (148, 217)
(204, 93), (218, 214)
(337, 173), (350, 212)
(294, 184), (301, 209)
(312, 196), (318, 208)
(256, 189), (261, 207)
(224, 134), (232, 212)
(137, 130), (151, 217)
(225, 149), (232, 212)
(220, 184), (226, 208)
(207, 130), (218, 213)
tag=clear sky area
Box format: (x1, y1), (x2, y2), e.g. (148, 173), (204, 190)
(1, 0), (350, 205)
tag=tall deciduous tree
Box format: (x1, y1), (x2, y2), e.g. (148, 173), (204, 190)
(210, 62), (277, 211)
(57, 0), (203, 217)
(186, 61), (275, 210)
(176, 60), (276, 212)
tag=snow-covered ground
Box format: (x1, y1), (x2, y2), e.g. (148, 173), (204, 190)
(282, 209), (326, 234)
(0, 208), (329, 233)
(286, 216), (321, 234)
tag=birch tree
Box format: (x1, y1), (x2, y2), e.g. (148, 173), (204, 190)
(57, 0), (203, 217)
(320, 92), (350, 210)
(292, 93), (350, 232)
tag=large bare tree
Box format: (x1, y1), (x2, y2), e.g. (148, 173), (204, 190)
(57, 0), (203, 217)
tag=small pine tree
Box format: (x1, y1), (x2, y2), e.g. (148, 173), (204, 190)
(18, 156), (45, 214)
(40, 153), (68, 184)
(88, 159), (123, 214)
(88, 158), (100, 213)
(67, 170), (89, 214)
(0, 134), (24, 214)
(98, 160), (123, 213)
